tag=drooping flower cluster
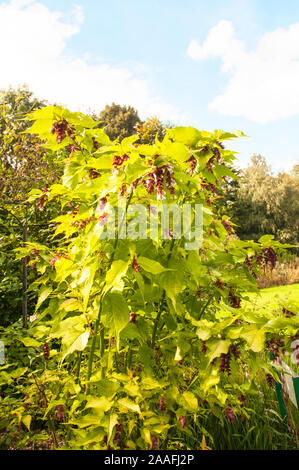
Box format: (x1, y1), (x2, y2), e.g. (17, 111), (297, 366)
(152, 167), (163, 200)
(113, 154), (130, 169)
(131, 257), (140, 273)
(216, 141), (225, 150)
(266, 374), (275, 387)
(216, 278), (224, 290)
(219, 352), (232, 375)
(57, 405), (65, 423)
(179, 415), (187, 429)
(222, 219), (233, 235)
(38, 187), (48, 210)
(98, 213), (109, 227)
(196, 286), (202, 301)
(42, 342), (50, 360)
(262, 247), (278, 270)
(89, 168), (101, 179)
(208, 183), (216, 196)
(146, 165), (175, 200)
(92, 137), (99, 150)
(185, 155), (197, 174)
(224, 407), (236, 423)
(114, 421), (124, 446)
(219, 345), (240, 375)
(265, 337), (285, 359)
(158, 397), (166, 411)
(238, 394), (247, 408)
(292, 340), (299, 365)
(72, 216), (95, 231)
(51, 119), (75, 143)
(151, 435), (158, 450)
(129, 312), (137, 324)
(228, 288), (241, 309)
(98, 197), (107, 211)
(206, 146), (222, 172)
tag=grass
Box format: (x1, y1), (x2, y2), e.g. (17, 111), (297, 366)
(243, 283), (299, 311)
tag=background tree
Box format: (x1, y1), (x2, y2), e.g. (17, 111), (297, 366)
(229, 154), (299, 245)
(0, 87), (62, 325)
(94, 102), (141, 141)
(0, 86), (61, 201)
(136, 115), (168, 143)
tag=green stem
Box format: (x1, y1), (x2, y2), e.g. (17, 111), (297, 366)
(198, 297), (212, 320)
(86, 301), (102, 383)
(75, 351), (82, 383)
(86, 190), (133, 385)
(47, 416), (59, 449)
(151, 293), (165, 348)
(150, 194), (183, 349)
(127, 341), (133, 370)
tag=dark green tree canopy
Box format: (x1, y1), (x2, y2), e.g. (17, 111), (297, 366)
(229, 154), (299, 245)
(95, 102), (141, 141)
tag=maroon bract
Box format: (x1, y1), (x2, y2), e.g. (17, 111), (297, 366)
(222, 219), (232, 235)
(98, 213), (109, 226)
(228, 288), (241, 308)
(98, 197), (107, 211)
(238, 395), (247, 408)
(57, 405), (65, 422)
(129, 312), (137, 324)
(216, 278), (224, 290)
(224, 407), (235, 424)
(92, 137), (99, 150)
(51, 119), (74, 143)
(42, 343), (50, 360)
(185, 155), (197, 174)
(89, 168), (101, 179)
(179, 415), (187, 429)
(262, 247), (278, 270)
(266, 374), (275, 387)
(132, 257), (140, 273)
(158, 397), (166, 411)
(151, 435), (158, 450)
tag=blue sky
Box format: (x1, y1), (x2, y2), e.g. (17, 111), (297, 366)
(1, 0), (299, 172)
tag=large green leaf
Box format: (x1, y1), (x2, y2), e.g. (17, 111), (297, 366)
(35, 286), (52, 312)
(241, 327), (265, 352)
(85, 396), (113, 414)
(102, 292), (129, 347)
(118, 398), (141, 414)
(105, 259), (130, 292)
(177, 391), (198, 412)
(61, 330), (90, 363)
(167, 127), (201, 146)
(201, 373), (220, 393)
(18, 337), (40, 348)
(138, 256), (169, 275)
(159, 269), (184, 308)
(208, 339), (231, 364)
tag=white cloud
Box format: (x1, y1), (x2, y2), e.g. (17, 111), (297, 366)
(187, 20), (299, 124)
(0, 0), (186, 122)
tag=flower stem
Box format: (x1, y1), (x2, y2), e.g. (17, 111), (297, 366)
(86, 190), (134, 385)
